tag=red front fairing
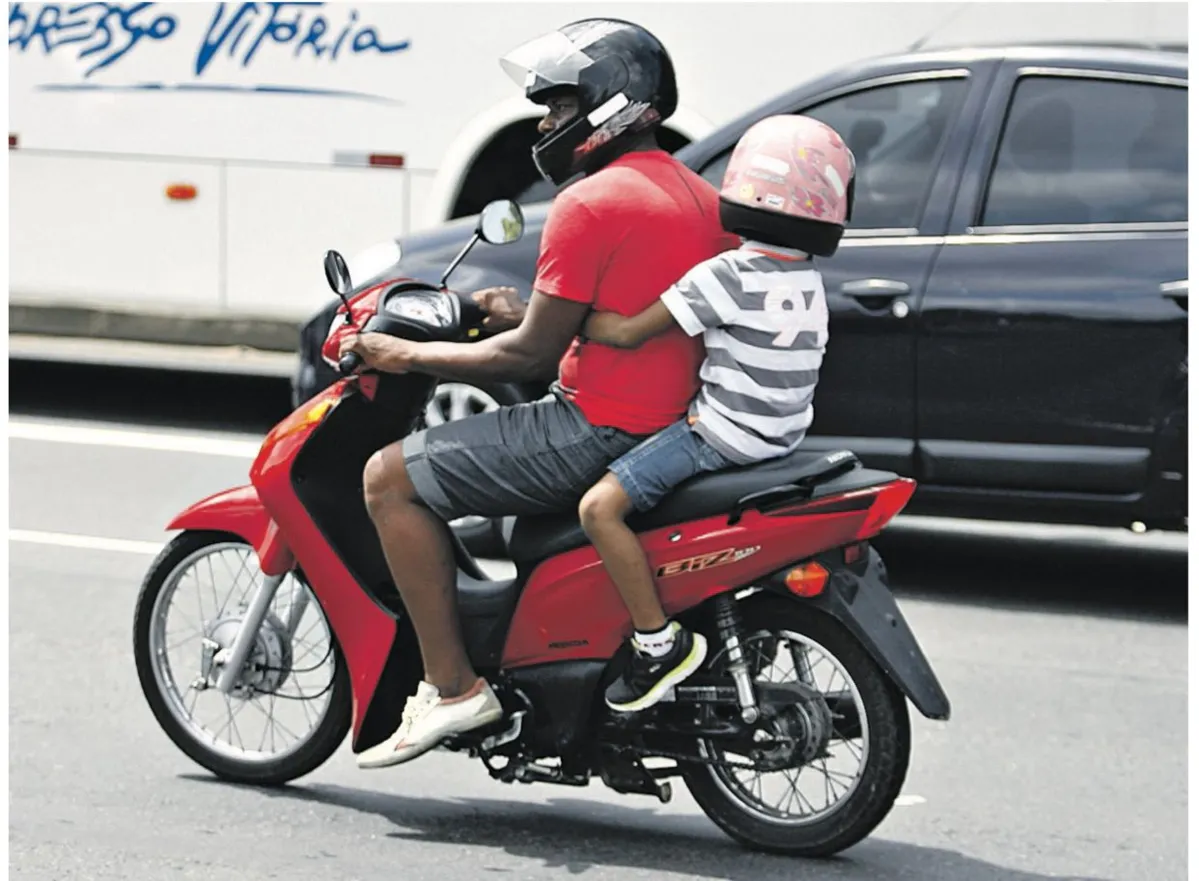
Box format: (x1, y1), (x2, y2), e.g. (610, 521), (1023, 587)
(245, 380), (402, 741)
(501, 481), (912, 668)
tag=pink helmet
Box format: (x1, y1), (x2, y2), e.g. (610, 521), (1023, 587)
(718, 114), (856, 256)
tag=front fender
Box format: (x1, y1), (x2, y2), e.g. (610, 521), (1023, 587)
(766, 546), (951, 720)
(167, 485), (294, 576)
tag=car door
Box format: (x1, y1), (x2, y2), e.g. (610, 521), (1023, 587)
(916, 62), (1188, 505)
(695, 64), (995, 475)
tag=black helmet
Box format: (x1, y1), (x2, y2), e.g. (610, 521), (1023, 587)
(500, 19), (678, 185)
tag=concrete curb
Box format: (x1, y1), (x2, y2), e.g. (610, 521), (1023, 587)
(9, 302), (304, 353)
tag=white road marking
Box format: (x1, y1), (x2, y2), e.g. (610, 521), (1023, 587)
(895, 794), (927, 807)
(7, 530), (517, 581)
(8, 420), (261, 458)
(7, 420), (1184, 549)
(9, 529), (164, 555)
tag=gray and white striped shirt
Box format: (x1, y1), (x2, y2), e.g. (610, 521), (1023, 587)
(660, 241), (828, 465)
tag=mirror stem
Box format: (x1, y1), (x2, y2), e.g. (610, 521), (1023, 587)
(338, 291), (355, 325)
(440, 232), (481, 289)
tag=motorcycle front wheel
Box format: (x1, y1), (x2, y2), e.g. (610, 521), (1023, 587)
(133, 530), (352, 786)
(682, 594), (912, 857)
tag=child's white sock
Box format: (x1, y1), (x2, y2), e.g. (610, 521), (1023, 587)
(633, 622), (677, 658)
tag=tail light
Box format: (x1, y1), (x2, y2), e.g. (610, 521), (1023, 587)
(784, 561), (829, 597)
(855, 478), (916, 540)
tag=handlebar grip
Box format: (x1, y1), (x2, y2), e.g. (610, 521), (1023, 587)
(451, 289), (490, 336)
(338, 352), (363, 376)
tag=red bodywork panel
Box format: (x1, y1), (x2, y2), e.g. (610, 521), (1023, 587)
(167, 485), (295, 576)
(501, 481), (911, 668)
(247, 381), (401, 741)
(320, 284), (386, 366)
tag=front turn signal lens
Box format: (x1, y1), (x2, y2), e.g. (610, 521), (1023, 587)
(784, 561), (829, 598)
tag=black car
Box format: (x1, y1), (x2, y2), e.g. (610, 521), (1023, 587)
(296, 42), (1188, 553)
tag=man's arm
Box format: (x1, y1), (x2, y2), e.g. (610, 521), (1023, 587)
(344, 290), (587, 383)
(345, 189), (610, 380)
(583, 301), (678, 349)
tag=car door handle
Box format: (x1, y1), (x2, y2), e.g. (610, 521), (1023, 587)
(840, 278), (912, 316)
(840, 278), (911, 298)
(1161, 280), (1188, 310)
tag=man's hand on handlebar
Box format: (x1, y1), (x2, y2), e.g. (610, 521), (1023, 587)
(339, 333), (414, 374)
(471, 286), (526, 332)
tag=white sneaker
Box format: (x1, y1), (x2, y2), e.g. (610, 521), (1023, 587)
(356, 678), (503, 769)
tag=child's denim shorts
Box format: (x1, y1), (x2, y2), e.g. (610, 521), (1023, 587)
(607, 417), (737, 512)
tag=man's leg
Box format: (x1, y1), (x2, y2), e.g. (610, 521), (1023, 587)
(361, 441), (475, 696)
(354, 393), (642, 766)
(354, 443), (502, 770)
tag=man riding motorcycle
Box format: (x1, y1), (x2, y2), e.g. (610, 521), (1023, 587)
(340, 18), (740, 769)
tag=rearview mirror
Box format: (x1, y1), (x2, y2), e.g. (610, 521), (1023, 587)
(477, 200), (524, 246)
(323, 250), (352, 298)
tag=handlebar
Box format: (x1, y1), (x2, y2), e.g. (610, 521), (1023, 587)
(338, 351), (363, 376)
(452, 289), (490, 336)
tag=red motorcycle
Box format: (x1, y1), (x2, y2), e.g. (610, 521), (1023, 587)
(134, 199), (949, 857)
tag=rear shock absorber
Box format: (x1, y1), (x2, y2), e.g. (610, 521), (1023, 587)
(713, 595), (760, 724)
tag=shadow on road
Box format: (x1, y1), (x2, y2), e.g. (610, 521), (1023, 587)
(197, 779), (1110, 881)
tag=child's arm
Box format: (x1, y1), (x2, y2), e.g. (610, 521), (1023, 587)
(584, 301), (678, 349)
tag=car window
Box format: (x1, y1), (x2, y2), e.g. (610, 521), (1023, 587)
(699, 77), (969, 230)
(981, 76), (1187, 227)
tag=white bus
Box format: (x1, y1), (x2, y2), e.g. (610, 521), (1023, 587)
(7, 1), (1186, 366)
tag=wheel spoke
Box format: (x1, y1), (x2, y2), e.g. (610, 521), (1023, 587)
(164, 632), (202, 653)
(247, 697), (303, 744)
(449, 386), (471, 421)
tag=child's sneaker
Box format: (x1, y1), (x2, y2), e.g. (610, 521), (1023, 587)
(605, 622), (708, 713)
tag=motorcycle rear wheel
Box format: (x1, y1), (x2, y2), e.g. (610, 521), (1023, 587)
(682, 594), (911, 857)
(133, 530), (352, 786)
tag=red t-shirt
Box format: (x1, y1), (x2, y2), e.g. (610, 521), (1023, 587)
(534, 150), (739, 435)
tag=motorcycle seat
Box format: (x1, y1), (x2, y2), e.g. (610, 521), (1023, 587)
(507, 447), (863, 565)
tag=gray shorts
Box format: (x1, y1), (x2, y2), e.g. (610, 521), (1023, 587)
(401, 389), (645, 521)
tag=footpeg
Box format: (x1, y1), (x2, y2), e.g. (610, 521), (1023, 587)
(479, 710), (526, 752)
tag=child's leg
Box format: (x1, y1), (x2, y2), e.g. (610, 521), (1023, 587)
(578, 473), (668, 633)
(578, 420), (724, 712)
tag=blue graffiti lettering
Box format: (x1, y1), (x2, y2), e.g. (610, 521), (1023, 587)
(9, 2), (177, 76)
(294, 15), (326, 58)
(195, 2), (408, 76)
(10, 2), (409, 80)
(330, 8), (355, 60)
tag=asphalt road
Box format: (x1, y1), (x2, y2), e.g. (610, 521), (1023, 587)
(8, 362), (1190, 881)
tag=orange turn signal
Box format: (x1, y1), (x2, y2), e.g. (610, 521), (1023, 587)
(784, 561), (829, 598)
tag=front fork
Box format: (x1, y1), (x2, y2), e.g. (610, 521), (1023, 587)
(212, 570), (310, 695)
